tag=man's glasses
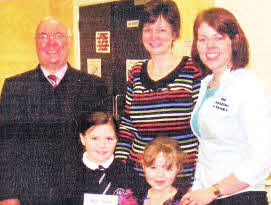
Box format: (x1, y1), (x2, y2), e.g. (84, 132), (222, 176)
(36, 33), (70, 41)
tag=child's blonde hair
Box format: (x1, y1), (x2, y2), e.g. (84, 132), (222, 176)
(142, 136), (186, 171)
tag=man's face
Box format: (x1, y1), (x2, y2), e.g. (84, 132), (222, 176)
(36, 19), (71, 72)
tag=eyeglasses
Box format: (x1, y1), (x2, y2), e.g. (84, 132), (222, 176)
(36, 33), (70, 41)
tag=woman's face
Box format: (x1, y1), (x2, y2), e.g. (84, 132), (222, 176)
(80, 123), (117, 164)
(142, 16), (176, 57)
(197, 22), (233, 74)
(143, 152), (179, 192)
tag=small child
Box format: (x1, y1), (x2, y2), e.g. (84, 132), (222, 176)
(73, 112), (146, 204)
(142, 136), (186, 205)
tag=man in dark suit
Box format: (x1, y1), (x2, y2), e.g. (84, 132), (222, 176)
(0, 17), (109, 204)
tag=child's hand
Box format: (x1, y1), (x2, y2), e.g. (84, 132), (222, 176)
(0, 199), (20, 205)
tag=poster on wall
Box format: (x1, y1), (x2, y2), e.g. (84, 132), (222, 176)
(96, 31), (110, 53)
(87, 58), (102, 77)
(126, 59), (146, 81)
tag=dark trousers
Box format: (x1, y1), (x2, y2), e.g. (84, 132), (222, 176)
(210, 191), (268, 205)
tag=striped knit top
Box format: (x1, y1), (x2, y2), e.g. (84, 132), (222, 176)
(115, 56), (202, 185)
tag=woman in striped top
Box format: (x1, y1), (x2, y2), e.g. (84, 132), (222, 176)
(115, 0), (202, 192)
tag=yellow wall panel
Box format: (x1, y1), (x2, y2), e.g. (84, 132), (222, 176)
(0, 0), (51, 90)
(216, 0), (271, 91)
(177, 0), (215, 41)
(173, 0), (214, 57)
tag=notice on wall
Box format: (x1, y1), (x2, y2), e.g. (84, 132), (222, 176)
(134, 0), (149, 5)
(126, 59), (145, 81)
(127, 20), (139, 28)
(87, 58), (102, 77)
(83, 193), (118, 205)
(96, 31), (110, 53)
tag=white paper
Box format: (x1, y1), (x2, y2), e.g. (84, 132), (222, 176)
(83, 193), (118, 205)
(87, 58), (102, 77)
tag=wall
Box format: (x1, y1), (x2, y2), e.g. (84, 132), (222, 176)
(215, 0), (271, 91)
(0, 0), (51, 90)
(174, 0), (214, 56)
(73, 0), (123, 69)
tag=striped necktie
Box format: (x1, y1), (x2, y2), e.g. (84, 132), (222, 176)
(48, 74), (57, 88)
(98, 165), (111, 195)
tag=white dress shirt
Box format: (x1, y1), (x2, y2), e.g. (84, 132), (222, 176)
(82, 152), (114, 170)
(40, 64), (68, 86)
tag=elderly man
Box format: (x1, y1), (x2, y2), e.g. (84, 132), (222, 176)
(0, 17), (109, 204)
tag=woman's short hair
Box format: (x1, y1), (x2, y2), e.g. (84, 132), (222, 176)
(142, 136), (186, 171)
(139, 0), (181, 40)
(78, 112), (118, 139)
(191, 7), (249, 71)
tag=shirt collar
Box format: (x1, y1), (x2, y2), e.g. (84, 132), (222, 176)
(40, 64), (68, 84)
(82, 152), (114, 170)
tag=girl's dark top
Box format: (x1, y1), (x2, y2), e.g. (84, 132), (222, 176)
(140, 189), (184, 205)
(68, 158), (148, 204)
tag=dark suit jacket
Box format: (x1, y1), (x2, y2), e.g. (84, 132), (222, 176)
(0, 64), (109, 204)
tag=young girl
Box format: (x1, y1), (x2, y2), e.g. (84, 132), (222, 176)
(73, 112), (145, 204)
(142, 136), (186, 205)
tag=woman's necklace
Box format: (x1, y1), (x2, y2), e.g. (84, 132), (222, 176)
(208, 74), (221, 89)
(208, 80), (219, 89)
